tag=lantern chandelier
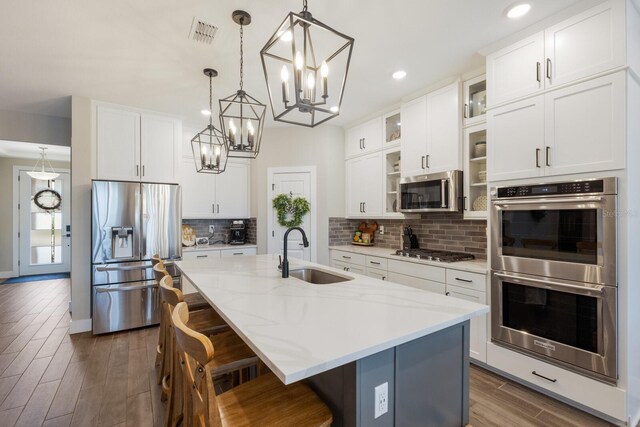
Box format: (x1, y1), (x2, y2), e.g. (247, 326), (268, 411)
(191, 69), (229, 174)
(260, 0), (354, 127)
(219, 10), (266, 159)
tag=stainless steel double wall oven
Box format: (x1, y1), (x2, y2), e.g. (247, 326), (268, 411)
(490, 178), (617, 383)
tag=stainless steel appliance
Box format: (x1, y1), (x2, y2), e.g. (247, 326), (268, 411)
(91, 180), (181, 334)
(229, 220), (247, 245)
(399, 170), (463, 213)
(393, 249), (475, 263)
(490, 178), (618, 383)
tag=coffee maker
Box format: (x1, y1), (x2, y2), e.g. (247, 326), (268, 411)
(229, 220), (247, 245)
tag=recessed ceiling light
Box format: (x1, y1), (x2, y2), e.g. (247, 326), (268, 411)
(506, 3), (531, 19)
(392, 70), (407, 80)
(330, 106), (340, 113)
(201, 109), (211, 116)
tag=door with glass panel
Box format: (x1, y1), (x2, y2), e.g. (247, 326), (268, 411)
(19, 171), (71, 275)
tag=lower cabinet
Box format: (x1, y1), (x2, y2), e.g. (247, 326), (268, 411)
(446, 284), (487, 362)
(366, 267), (387, 281)
(331, 260), (365, 275)
(220, 247), (257, 257)
(182, 249), (220, 260)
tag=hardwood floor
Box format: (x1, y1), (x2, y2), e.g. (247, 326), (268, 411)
(0, 278), (615, 427)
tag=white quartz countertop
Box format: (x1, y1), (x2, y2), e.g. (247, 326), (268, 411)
(182, 244), (257, 252)
(329, 245), (488, 274)
(175, 255), (489, 384)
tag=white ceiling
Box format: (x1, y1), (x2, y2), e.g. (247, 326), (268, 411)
(0, 140), (70, 161)
(0, 0), (589, 128)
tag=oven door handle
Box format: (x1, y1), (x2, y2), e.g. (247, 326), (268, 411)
(95, 283), (158, 293)
(493, 196), (604, 206)
(494, 272), (605, 294)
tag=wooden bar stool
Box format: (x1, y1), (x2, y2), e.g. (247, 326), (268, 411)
(161, 278), (260, 427)
(172, 301), (333, 427)
(154, 264), (228, 391)
(151, 254), (210, 310)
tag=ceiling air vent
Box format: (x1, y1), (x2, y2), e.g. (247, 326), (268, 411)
(189, 18), (218, 44)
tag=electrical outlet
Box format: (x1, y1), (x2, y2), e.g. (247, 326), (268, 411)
(379, 225), (385, 235)
(209, 225), (215, 234)
(374, 382), (388, 419)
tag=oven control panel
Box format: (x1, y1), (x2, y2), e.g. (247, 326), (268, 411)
(496, 179), (605, 198)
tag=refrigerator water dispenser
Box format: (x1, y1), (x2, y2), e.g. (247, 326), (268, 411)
(111, 226), (134, 258)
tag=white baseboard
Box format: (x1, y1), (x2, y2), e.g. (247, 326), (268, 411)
(69, 318), (92, 334)
(0, 271), (17, 279)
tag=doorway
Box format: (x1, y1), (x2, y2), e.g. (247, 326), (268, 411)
(267, 166), (317, 262)
(16, 169), (71, 275)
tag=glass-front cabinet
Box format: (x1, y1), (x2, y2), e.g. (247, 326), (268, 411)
(383, 148), (402, 218)
(383, 110), (401, 146)
(463, 123), (487, 219)
(463, 75), (486, 127)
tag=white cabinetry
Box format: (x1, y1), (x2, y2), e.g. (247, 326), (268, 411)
(401, 81), (461, 177)
(220, 247), (257, 257)
(345, 152), (383, 218)
(426, 81), (461, 173)
(488, 72), (625, 181)
(181, 158), (250, 219)
(96, 105), (180, 183)
(487, 1), (624, 107)
(182, 249), (220, 260)
(345, 117), (382, 158)
(96, 106), (140, 181)
(400, 96), (427, 177)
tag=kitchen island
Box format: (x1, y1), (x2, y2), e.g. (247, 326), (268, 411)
(176, 255), (488, 426)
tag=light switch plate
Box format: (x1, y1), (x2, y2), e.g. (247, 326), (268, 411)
(374, 382), (388, 419)
(209, 225), (215, 233)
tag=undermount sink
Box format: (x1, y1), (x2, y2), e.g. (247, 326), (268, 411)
(289, 268), (353, 285)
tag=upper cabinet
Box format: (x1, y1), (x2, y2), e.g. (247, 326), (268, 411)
(96, 104), (181, 184)
(487, 0), (625, 107)
(345, 152), (383, 218)
(181, 158), (250, 219)
(488, 71), (625, 181)
(401, 81), (461, 177)
(463, 75), (487, 127)
(96, 106), (140, 181)
(345, 117), (382, 158)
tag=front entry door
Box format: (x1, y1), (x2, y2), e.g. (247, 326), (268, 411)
(19, 171), (71, 275)
(269, 171), (312, 261)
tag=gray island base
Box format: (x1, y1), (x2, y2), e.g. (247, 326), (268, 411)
(307, 321), (470, 427)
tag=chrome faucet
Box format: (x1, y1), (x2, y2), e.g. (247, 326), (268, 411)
(280, 227), (309, 278)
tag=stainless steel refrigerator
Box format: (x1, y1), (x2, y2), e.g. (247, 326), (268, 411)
(91, 180), (181, 334)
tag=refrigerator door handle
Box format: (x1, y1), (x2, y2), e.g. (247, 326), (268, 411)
(95, 283), (158, 293)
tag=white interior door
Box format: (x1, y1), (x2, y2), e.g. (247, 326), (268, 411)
(268, 171), (312, 261)
(19, 171), (71, 275)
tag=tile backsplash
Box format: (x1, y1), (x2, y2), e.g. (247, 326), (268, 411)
(329, 214), (487, 258)
(182, 218), (257, 245)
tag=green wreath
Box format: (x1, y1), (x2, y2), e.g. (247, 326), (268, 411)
(272, 194), (310, 228)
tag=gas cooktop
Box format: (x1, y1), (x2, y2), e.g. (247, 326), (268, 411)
(392, 249), (475, 263)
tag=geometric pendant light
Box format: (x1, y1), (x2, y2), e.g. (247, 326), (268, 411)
(220, 10), (266, 160)
(260, 0), (354, 127)
(27, 147), (60, 181)
(191, 69), (229, 174)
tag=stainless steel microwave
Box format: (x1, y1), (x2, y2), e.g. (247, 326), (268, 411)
(399, 170), (463, 213)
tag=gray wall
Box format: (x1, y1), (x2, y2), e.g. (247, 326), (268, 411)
(0, 156), (70, 275)
(250, 125), (345, 266)
(0, 109), (71, 147)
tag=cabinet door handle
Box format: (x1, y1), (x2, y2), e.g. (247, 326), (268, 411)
(344, 267), (347, 271)
(363, 202), (366, 213)
(196, 255), (208, 258)
(212, 204), (215, 213)
(233, 253), (243, 256)
(382, 276), (386, 281)
(535, 149), (541, 168)
(532, 370), (557, 383)
(426, 155), (430, 169)
(370, 261), (381, 265)
(463, 104), (469, 119)
(536, 61), (541, 83)
(142, 165), (145, 177)
(455, 277), (473, 283)
(342, 255), (352, 259)
(346, 267), (350, 272)
(463, 196), (468, 211)
(217, 204), (220, 214)
(546, 58), (552, 80)
(545, 147), (551, 167)
(445, 292), (451, 296)
(136, 165), (139, 177)
(362, 138), (366, 149)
